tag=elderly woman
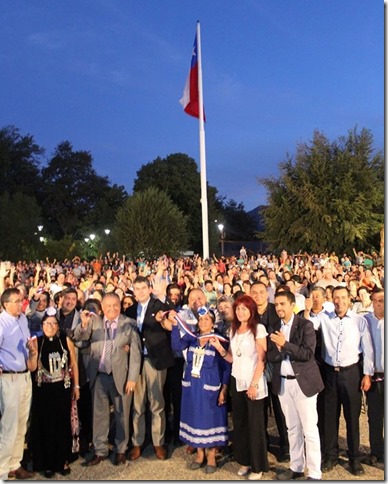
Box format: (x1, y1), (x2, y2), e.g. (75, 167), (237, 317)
(212, 294), (269, 480)
(170, 308), (231, 474)
(29, 307), (80, 478)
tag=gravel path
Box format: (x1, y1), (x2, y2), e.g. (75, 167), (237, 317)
(24, 408), (384, 481)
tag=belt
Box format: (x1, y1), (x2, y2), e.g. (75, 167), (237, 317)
(327, 362), (359, 372)
(280, 375), (296, 380)
(1, 369), (28, 374)
(373, 372), (384, 382)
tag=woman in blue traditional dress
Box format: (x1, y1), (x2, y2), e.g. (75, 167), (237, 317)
(171, 308), (231, 474)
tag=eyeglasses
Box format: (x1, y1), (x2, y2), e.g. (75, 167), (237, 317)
(43, 321), (59, 326)
(7, 299), (22, 304)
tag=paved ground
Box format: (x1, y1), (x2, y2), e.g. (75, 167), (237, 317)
(25, 408), (384, 481)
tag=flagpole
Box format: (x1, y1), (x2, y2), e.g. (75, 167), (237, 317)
(196, 21), (209, 260)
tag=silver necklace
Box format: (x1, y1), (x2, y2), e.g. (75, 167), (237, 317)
(235, 330), (248, 357)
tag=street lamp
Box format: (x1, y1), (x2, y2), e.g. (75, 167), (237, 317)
(89, 234), (96, 241)
(104, 229), (111, 235)
(217, 224), (225, 256)
(84, 238), (89, 243)
(37, 225), (43, 232)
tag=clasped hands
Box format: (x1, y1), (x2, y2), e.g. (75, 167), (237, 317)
(269, 330), (286, 352)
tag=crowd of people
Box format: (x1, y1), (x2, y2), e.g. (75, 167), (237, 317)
(0, 247), (384, 480)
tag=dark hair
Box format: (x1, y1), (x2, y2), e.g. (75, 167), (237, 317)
(332, 286), (350, 297)
(274, 291), (296, 304)
(222, 282), (232, 293)
(53, 290), (65, 306)
(83, 298), (102, 315)
(233, 290), (245, 300)
(275, 284), (291, 295)
(231, 295), (259, 338)
(64, 287), (78, 297)
(1, 287), (21, 308)
(133, 275), (151, 288)
(166, 283), (181, 297)
(41, 310), (59, 326)
(38, 291), (51, 307)
(198, 308), (216, 326)
(371, 287), (384, 299)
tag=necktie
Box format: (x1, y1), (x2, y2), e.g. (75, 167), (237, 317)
(137, 304), (143, 332)
(104, 321), (113, 374)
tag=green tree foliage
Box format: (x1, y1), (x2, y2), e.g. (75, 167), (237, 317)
(115, 187), (188, 259)
(259, 128), (384, 254)
(0, 125), (44, 198)
(218, 197), (257, 240)
(0, 192), (42, 260)
(133, 153), (222, 253)
(40, 141), (127, 239)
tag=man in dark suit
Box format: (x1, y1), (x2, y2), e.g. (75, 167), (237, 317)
(267, 291), (324, 481)
(250, 281), (289, 463)
(74, 292), (142, 467)
(129, 276), (174, 461)
(163, 283), (185, 447)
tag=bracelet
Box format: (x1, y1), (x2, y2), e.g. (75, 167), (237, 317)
(74, 385), (80, 389)
(250, 381), (259, 388)
(221, 351), (227, 358)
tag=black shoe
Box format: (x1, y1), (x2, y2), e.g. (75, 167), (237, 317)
(60, 466), (71, 476)
(363, 454), (384, 466)
(277, 469), (304, 480)
(349, 460), (364, 476)
(44, 470), (55, 478)
(321, 457), (338, 472)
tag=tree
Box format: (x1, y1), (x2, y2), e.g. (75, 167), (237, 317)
(133, 153), (222, 254)
(0, 192), (43, 260)
(115, 187), (188, 259)
(218, 197), (257, 240)
(259, 128), (384, 254)
(0, 125), (44, 197)
(40, 141), (127, 239)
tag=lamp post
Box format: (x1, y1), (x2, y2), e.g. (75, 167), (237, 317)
(217, 223), (225, 256)
(104, 229), (110, 235)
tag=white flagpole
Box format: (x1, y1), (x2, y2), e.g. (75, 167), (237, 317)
(196, 21), (209, 260)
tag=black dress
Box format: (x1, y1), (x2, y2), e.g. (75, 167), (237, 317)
(30, 332), (73, 473)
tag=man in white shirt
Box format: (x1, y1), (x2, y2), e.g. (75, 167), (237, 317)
(311, 286), (374, 476)
(364, 288), (384, 466)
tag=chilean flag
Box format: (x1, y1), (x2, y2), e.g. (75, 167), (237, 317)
(179, 33), (206, 121)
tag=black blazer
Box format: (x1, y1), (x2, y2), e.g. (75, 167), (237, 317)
(266, 314), (324, 398)
(140, 297), (174, 371)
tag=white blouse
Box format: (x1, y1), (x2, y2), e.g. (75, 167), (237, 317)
(230, 323), (268, 399)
